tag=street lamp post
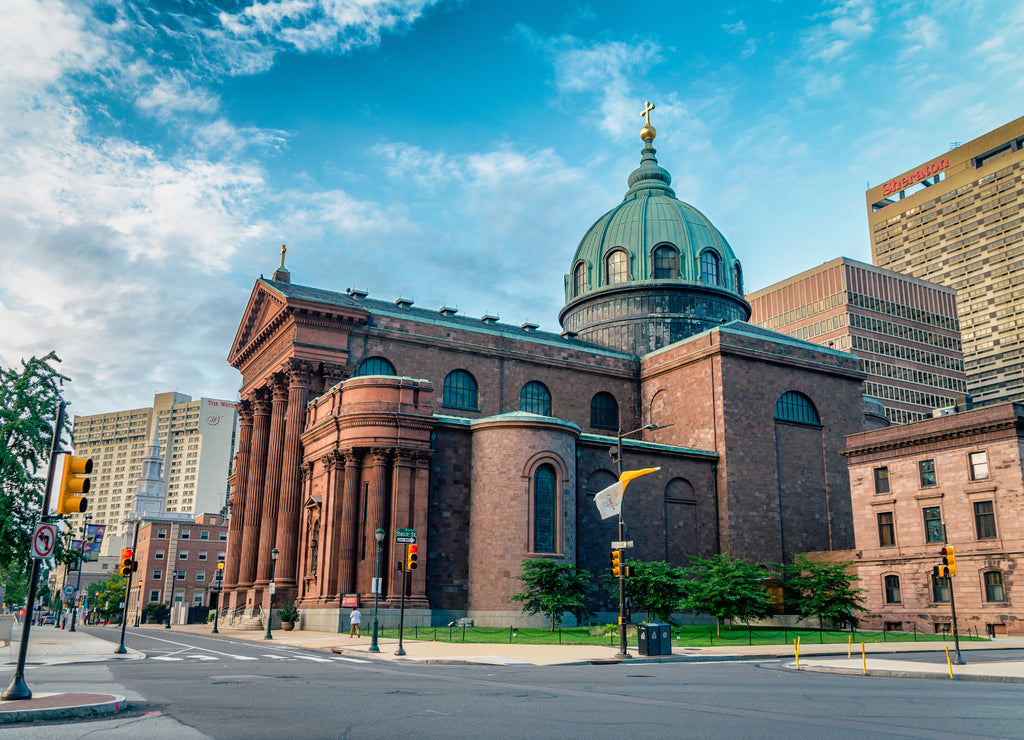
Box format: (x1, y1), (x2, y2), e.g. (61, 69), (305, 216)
(369, 528), (385, 654)
(264, 548), (279, 640)
(613, 422), (664, 660)
(212, 562), (224, 635)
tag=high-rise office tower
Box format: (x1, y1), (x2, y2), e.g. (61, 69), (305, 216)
(748, 258), (968, 424)
(867, 116), (1024, 407)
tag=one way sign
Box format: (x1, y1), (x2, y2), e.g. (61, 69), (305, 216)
(32, 523), (57, 559)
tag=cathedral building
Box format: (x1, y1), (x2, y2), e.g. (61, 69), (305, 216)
(223, 112), (879, 629)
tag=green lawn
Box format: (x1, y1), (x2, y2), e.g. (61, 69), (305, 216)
(375, 624), (987, 647)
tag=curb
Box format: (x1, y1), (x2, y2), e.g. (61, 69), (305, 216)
(789, 663), (1024, 684)
(0, 693), (128, 724)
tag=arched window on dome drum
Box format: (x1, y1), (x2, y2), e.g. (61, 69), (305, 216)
(520, 381), (552, 416)
(734, 262), (743, 294)
(774, 391), (821, 426)
(699, 249), (721, 286)
(355, 356), (397, 377)
(533, 464), (557, 554)
(605, 250), (629, 285)
(590, 392), (619, 429)
(652, 245), (680, 279)
(573, 262), (587, 297)
(443, 369), (478, 410)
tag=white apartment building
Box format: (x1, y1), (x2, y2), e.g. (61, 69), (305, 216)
(70, 392), (237, 554)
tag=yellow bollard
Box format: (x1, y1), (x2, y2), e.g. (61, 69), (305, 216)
(794, 636), (800, 670)
(862, 642), (867, 675)
(848, 634), (852, 659)
(945, 646), (954, 679)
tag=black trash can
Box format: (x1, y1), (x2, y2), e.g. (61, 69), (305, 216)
(638, 623), (662, 656)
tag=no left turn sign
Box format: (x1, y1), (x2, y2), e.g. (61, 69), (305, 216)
(32, 523), (57, 559)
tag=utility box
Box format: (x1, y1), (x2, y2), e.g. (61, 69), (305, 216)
(638, 622), (671, 656)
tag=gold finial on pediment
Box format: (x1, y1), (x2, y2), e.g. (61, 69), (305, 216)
(280, 244), (287, 269)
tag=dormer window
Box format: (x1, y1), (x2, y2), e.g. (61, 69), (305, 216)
(605, 250), (629, 285)
(652, 245), (679, 279)
(573, 262), (587, 296)
(700, 249), (721, 285)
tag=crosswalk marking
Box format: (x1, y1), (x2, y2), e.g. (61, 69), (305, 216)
(332, 656), (370, 664)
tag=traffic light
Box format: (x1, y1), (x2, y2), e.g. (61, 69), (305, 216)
(940, 545), (957, 577)
(57, 455), (92, 514)
(406, 544), (418, 571)
(623, 564), (635, 578)
(119, 548), (134, 577)
(610, 550), (622, 577)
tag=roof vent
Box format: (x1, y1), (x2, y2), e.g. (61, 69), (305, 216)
(347, 288), (368, 300)
(439, 305), (458, 317)
(395, 297), (414, 309)
(561, 329), (578, 339)
(480, 314), (499, 325)
(521, 322), (539, 332)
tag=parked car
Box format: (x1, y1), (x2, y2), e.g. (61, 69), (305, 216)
(41, 614), (55, 625)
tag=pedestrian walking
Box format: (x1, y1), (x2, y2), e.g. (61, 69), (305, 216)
(349, 608), (361, 637)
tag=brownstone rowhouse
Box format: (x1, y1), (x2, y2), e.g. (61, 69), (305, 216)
(839, 403), (1024, 636)
(222, 124), (875, 629)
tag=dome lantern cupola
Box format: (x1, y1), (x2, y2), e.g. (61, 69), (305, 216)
(560, 101), (750, 356)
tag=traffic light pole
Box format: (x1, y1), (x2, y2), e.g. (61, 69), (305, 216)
(115, 518), (140, 654)
(615, 429), (629, 660)
(948, 576), (965, 664)
(395, 557), (407, 656)
(3, 401), (65, 701)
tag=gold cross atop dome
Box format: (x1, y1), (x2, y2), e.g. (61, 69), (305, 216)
(640, 101), (656, 142)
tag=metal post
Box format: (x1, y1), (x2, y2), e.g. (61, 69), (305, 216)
(615, 428), (629, 659)
(369, 528), (385, 653)
(69, 515), (90, 632)
(264, 548), (279, 640)
(116, 518), (140, 654)
(212, 563), (224, 634)
(949, 575), (965, 664)
(395, 555), (407, 656)
(3, 401), (64, 701)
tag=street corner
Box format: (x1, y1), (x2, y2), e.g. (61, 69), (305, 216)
(0, 692), (128, 725)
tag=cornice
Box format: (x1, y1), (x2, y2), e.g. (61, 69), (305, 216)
(842, 417), (1022, 458)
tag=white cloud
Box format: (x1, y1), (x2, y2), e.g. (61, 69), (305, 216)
(0, 0), (105, 88)
(136, 73), (220, 118)
(723, 21), (747, 35)
(802, 0), (875, 63)
(215, 0), (447, 75)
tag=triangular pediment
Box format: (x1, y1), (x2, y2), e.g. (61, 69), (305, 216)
(303, 493), (322, 510)
(228, 281), (288, 366)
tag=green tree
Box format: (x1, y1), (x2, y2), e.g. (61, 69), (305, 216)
(0, 352), (72, 599)
(619, 559), (687, 622)
(784, 555), (866, 629)
(679, 554), (778, 636)
(87, 573), (127, 621)
(511, 559), (593, 630)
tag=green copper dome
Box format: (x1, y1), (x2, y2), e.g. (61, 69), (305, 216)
(559, 130), (750, 356)
(564, 140), (744, 301)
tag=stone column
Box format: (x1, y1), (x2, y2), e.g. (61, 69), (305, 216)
(362, 448), (391, 599)
(337, 450), (362, 596)
(295, 461), (316, 603)
(256, 373), (289, 597)
(317, 451), (343, 600)
(273, 361), (312, 596)
(238, 389), (271, 592)
(223, 399), (252, 593)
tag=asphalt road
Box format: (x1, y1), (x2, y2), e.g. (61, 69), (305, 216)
(5, 627), (1023, 740)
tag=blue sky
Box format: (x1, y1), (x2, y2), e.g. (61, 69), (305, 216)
(3, 0), (1023, 417)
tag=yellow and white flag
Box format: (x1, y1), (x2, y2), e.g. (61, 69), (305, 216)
(594, 467), (660, 519)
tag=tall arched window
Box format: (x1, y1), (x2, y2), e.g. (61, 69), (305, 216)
(734, 262), (743, 294)
(573, 262), (587, 297)
(605, 250), (629, 285)
(443, 369), (478, 410)
(590, 392), (619, 429)
(533, 464), (557, 554)
(652, 244), (680, 279)
(520, 381), (552, 416)
(699, 249), (721, 285)
(355, 357), (397, 376)
(774, 391), (821, 425)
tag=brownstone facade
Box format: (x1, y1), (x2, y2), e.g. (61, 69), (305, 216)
(840, 403), (1024, 636)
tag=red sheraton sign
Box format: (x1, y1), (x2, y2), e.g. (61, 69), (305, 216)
(882, 158), (949, 196)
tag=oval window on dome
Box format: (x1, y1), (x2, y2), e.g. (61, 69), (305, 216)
(653, 245), (680, 279)
(734, 261), (744, 294)
(699, 249), (721, 286)
(573, 262), (587, 297)
(605, 250), (630, 285)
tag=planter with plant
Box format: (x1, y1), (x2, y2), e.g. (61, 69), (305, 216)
(277, 602), (300, 630)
